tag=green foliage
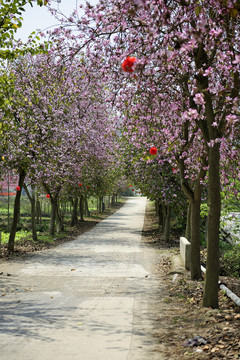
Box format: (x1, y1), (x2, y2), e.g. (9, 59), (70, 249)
(200, 202), (209, 218)
(220, 244), (240, 279)
(0, 229), (30, 244)
(37, 232), (65, 243)
(221, 180), (240, 213)
(171, 209), (187, 233)
(219, 239), (233, 252)
(0, 0), (50, 59)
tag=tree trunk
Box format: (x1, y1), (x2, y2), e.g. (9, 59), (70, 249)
(50, 197), (57, 236)
(158, 203), (163, 232)
(8, 169), (26, 252)
(185, 202), (191, 241)
(164, 205), (171, 242)
(111, 194), (115, 206)
(98, 195), (104, 213)
(71, 196), (78, 226)
(203, 143), (221, 308)
(79, 195), (84, 222)
(36, 199), (42, 225)
(24, 183), (38, 242)
(180, 171), (203, 280)
(85, 197), (90, 217)
(56, 199), (64, 233)
(190, 197), (202, 280)
(98, 196), (102, 213)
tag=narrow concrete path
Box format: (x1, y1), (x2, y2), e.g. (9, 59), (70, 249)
(0, 197), (167, 360)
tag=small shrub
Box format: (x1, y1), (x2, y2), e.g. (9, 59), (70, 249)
(219, 240), (232, 252)
(220, 245), (240, 278)
(0, 230), (30, 244)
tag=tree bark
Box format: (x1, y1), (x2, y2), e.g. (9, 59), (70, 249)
(71, 196), (78, 226)
(56, 200), (64, 233)
(85, 197), (90, 217)
(8, 169), (26, 252)
(49, 196), (58, 236)
(36, 199), (42, 225)
(79, 195), (84, 222)
(185, 202), (191, 241)
(179, 162), (203, 280)
(193, 43), (221, 306)
(203, 143), (221, 308)
(164, 205), (171, 242)
(190, 197), (202, 280)
(24, 183), (38, 242)
(98, 195), (102, 213)
(111, 194), (115, 206)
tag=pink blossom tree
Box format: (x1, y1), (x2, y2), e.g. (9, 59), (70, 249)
(0, 51), (120, 246)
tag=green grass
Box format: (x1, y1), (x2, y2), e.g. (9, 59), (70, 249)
(0, 230), (30, 244)
(0, 196), (124, 246)
(0, 229), (68, 245)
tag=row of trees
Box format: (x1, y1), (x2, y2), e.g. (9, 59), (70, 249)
(46, 0), (240, 308)
(0, 52), (127, 251)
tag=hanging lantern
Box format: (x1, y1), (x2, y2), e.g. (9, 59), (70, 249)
(149, 146), (157, 155)
(122, 57), (137, 73)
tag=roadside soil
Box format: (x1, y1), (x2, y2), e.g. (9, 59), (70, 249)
(141, 201), (240, 360)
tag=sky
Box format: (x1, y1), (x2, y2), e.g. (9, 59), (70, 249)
(16, 0), (98, 41)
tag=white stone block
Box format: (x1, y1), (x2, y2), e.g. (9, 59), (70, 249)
(180, 236), (191, 270)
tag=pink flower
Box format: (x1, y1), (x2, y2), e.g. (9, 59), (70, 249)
(193, 93), (205, 105)
(233, 55), (240, 64)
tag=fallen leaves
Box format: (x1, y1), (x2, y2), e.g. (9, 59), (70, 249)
(161, 272), (240, 359)
(141, 201), (240, 359)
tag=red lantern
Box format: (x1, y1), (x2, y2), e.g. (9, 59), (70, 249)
(16, 186), (21, 191)
(122, 57), (137, 73)
(149, 146), (157, 155)
(46, 194), (50, 198)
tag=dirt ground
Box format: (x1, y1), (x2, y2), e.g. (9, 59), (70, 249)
(141, 201), (240, 360)
(1, 199), (240, 359)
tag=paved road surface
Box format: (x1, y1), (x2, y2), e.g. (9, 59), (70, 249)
(0, 197), (168, 359)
